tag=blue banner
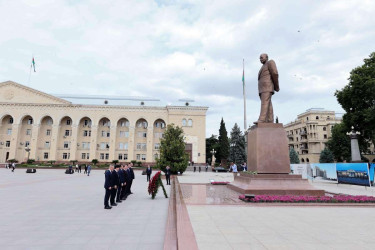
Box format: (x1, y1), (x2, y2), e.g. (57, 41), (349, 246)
(370, 163), (375, 183)
(336, 163), (370, 186)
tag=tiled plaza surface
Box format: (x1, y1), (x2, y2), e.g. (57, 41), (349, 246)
(0, 168), (170, 250)
(178, 172), (375, 250)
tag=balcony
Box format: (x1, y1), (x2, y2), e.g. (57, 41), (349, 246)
(300, 131), (307, 136)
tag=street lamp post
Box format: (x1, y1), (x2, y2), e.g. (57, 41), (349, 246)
(210, 149), (216, 168)
(346, 126), (361, 162)
(25, 146), (36, 173)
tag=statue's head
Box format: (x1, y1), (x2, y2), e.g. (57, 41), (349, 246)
(260, 53), (268, 64)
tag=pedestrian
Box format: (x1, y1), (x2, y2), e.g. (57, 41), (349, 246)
(110, 165), (119, 207)
(104, 165), (114, 209)
(146, 165), (152, 182)
(122, 165), (130, 200)
(193, 166), (196, 172)
(242, 162), (248, 172)
(11, 162), (16, 172)
(87, 164), (91, 176)
(5, 162), (9, 169)
(84, 165), (87, 174)
(78, 164), (82, 173)
(199, 166), (201, 172)
(128, 163), (135, 194)
(75, 164), (78, 172)
(69, 165), (73, 174)
(205, 163), (208, 172)
(165, 166), (171, 185)
(229, 162), (238, 177)
(114, 166), (123, 204)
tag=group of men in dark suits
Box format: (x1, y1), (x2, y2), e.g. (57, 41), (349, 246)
(104, 163), (135, 209)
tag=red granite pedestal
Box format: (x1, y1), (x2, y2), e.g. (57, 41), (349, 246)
(227, 123), (325, 196)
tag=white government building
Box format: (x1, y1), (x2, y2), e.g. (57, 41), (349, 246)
(0, 81), (208, 164)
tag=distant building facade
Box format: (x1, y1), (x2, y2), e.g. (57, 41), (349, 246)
(0, 81), (208, 164)
(284, 108), (342, 164)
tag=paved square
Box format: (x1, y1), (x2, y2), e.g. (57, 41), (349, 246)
(0, 168), (170, 250)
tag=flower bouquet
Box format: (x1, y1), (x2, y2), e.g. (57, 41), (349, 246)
(148, 171), (168, 199)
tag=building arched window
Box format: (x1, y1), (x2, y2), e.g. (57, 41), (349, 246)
(306, 158), (309, 163)
(188, 119), (193, 127)
(301, 158), (305, 163)
(316, 116), (319, 120)
(182, 119), (187, 126)
(323, 127), (326, 131)
(306, 117), (309, 121)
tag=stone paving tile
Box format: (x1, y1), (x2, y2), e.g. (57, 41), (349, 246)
(0, 169), (170, 250)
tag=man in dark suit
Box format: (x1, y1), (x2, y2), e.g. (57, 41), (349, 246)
(165, 165), (171, 185)
(255, 53), (279, 124)
(110, 165), (119, 207)
(116, 165), (125, 203)
(128, 163), (135, 194)
(104, 165), (114, 209)
(122, 165), (130, 199)
(146, 165), (152, 182)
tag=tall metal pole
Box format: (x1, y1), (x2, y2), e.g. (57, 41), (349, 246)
(243, 59), (247, 131)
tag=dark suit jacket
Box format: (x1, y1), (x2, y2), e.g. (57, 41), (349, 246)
(112, 170), (120, 187)
(129, 168), (135, 180)
(118, 169), (125, 184)
(124, 170), (130, 183)
(146, 167), (152, 175)
(165, 168), (171, 176)
(104, 170), (113, 189)
(258, 59), (279, 94)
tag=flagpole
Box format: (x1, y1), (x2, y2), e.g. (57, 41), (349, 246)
(28, 55), (33, 85)
(243, 58), (247, 131)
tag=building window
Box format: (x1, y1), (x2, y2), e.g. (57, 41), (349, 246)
(324, 134), (327, 139)
(66, 119), (71, 125)
(123, 154), (128, 160)
(154, 143), (160, 150)
(137, 121), (148, 128)
(315, 116), (319, 120)
(182, 119), (187, 126)
(188, 119), (193, 127)
(323, 127), (327, 131)
(5, 141), (10, 147)
(82, 142), (90, 149)
(119, 143), (128, 150)
(47, 119), (53, 125)
(44, 152), (49, 159)
(45, 141), (50, 148)
(119, 131), (129, 138)
(118, 154), (123, 160)
(83, 130), (91, 137)
(62, 153), (70, 159)
(100, 153), (105, 160)
(155, 122), (165, 128)
(100, 142), (109, 149)
(46, 129), (51, 136)
(136, 143), (147, 150)
(63, 141), (70, 149)
(84, 119), (91, 126)
(65, 130), (71, 136)
(136, 154), (141, 160)
(25, 141), (30, 147)
(105, 153), (109, 160)
(141, 154), (146, 161)
(306, 117), (309, 121)
(102, 120), (111, 127)
(154, 132), (163, 138)
(28, 118), (33, 125)
(120, 121), (129, 127)
(9, 117), (13, 124)
(82, 153), (89, 159)
(137, 132), (147, 138)
(7, 129), (12, 135)
(26, 129), (32, 135)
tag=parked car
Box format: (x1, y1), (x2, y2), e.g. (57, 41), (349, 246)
(212, 166), (228, 172)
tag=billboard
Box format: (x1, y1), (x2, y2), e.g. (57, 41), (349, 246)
(336, 163), (370, 186)
(311, 163), (337, 181)
(290, 164), (313, 179)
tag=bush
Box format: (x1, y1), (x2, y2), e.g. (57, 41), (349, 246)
(137, 161), (142, 167)
(27, 159), (35, 164)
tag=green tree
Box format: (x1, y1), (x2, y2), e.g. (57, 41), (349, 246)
(319, 148), (335, 163)
(326, 123), (351, 162)
(335, 52), (375, 152)
(91, 159), (99, 165)
(206, 135), (219, 164)
(289, 148), (300, 164)
(229, 123), (246, 164)
(155, 124), (189, 174)
(217, 118), (230, 165)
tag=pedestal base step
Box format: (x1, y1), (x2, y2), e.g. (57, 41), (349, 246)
(228, 174), (325, 196)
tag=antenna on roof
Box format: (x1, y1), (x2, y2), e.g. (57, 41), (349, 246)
(178, 99), (195, 106)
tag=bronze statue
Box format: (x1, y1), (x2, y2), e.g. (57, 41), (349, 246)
(254, 53), (279, 124)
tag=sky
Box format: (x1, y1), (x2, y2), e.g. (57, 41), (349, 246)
(1, 0), (374, 137)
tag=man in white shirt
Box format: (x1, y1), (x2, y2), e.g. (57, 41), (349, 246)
(230, 162), (238, 177)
